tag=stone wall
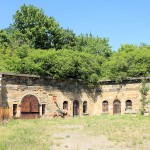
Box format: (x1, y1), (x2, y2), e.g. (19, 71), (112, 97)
(1, 73), (95, 118)
(95, 79), (150, 115)
(0, 72), (150, 118)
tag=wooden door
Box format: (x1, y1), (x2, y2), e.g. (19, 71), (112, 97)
(21, 95), (39, 119)
(73, 100), (79, 116)
(113, 100), (121, 114)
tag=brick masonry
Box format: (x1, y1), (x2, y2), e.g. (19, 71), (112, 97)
(0, 72), (150, 118)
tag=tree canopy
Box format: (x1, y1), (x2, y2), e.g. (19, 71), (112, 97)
(102, 44), (150, 82)
(1, 4), (150, 86)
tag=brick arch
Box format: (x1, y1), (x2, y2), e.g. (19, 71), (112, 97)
(21, 94), (39, 119)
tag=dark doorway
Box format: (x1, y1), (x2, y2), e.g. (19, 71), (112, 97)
(113, 100), (121, 114)
(21, 95), (39, 119)
(73, 100), (79, 116)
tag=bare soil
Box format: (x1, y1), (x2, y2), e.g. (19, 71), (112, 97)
(51, 125), (131, 150)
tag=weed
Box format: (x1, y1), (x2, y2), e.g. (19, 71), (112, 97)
(66, 135), (70, 138)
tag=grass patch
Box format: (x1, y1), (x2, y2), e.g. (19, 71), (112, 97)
(0, 115), (150, 149)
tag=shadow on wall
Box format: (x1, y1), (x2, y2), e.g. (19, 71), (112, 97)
(41, 79), (102, 104)
(41, 79), (102, 117)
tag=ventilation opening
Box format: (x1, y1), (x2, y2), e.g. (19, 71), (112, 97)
(13, 104), (17, 117)
(42, 104), (46, 115)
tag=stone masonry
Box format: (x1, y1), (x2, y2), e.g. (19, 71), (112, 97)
(0, 72), (150, 118)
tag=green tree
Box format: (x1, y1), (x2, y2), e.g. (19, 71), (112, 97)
(118, 44), (139, 53)
(74, 33), (112, 57)
(12, 4), (62, 49)
(60, 29), (77, 49)
(0, 30), (13, 71)
(0, 30), (10, 48)
(139, 79), (149, 115)
(102, 44), (150, 82)
(7, 49), (104, 86)
(102, 50), (129, 82)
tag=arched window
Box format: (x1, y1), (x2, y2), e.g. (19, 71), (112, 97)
(102, 100), (108, 112)
(63, 101), (68, 110)
(83, 101), (87, 114)
(126, 100), (132, 110)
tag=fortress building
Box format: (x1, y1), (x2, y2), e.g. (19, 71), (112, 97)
(0, 72), (150, 119)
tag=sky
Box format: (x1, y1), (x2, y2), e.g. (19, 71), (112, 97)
(0, 0), (150, 51)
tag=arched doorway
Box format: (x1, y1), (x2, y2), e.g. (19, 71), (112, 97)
(73, 100), (79, 116)
(21, 95), (39, 119)
(113, 100), (121, 114)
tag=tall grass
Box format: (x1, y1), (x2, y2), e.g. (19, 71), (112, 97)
(0, 107), (10, 123)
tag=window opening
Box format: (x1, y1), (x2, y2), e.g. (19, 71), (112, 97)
(102, 101), (108, 112)
(63, 101), (68, 110)
(83, 101), (87, 113)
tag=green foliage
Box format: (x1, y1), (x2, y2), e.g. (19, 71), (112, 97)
(0, 4), (112, 87)
(7, 49), (104, 86)
(0, 39), (15, 72)
(0, 30), (10, 49)
(60, 29), (77, 49)
(12, 4), (62, 49)
(74, 34), (112, 57)
(1, 4), (150, 86)
(102, 44), (150, 82)
(139, 79), (149, 115)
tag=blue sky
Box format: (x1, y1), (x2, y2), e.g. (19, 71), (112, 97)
(0, 0), (150, 51)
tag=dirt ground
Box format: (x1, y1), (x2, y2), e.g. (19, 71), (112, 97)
(51, 125), (131, 150)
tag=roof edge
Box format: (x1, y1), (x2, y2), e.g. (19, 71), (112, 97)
(0, 72), (40, 78)
(1, 72), (150, 83)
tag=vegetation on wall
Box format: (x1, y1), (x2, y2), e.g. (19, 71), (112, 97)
(1, 4), (150, 86)
(139, 79), (149, 115)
